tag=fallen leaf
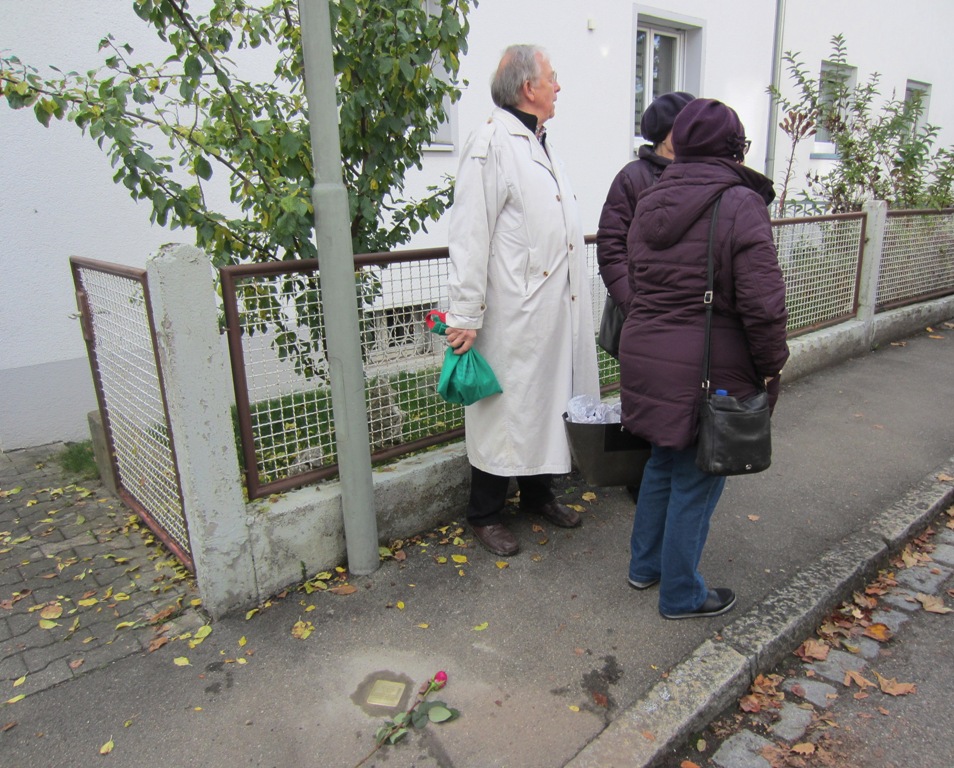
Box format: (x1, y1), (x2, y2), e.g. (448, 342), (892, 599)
(874, 671), (916, 696)
(328, 585), (357, 596)
(291, 620), (314, 640)
(747, 515), (760, 522)
(147, 637), (169, 653)
(568, 705), (580, 712)
(100, 738), (114, 755)
(4, 695), (25, 705)
(863, 623), (892, 642)
(681, 761), (701, 768)
(795, 638), (830, 661)
(173, 657), (190, 667)
(495, 561), (509, 569)
(844, 670), (876, 689)
(39, 604), (63, 620)
(792, 743), (816, 755)
(245, 608), (259, 620)
(593, 692), (608, 707)
(396, 601), (405, 610)
(582, 492), (597, 502)
(567, 504), (585, 513)
(473, 622), (489, 631)
(12, 676), (25, 688)
(451, 555), (467, 564)
(938, 473), (954, 482)
(916, 593), (952, 614)
(38, 619), (59, 630)
(69, 659), (84, 671)
(928, 334), (944, 340)
(1, 722), (16, 732)
(417, 623), (429, 629)
(239, 636), (247, 647)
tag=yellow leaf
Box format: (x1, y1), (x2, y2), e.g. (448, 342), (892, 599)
(567, 504), (585, 512)
(582, 492), (597, 501)
(115, 621), (137, 630)
(417, 623), (429, 629)
(473, 622), (489, 631)
(304, 604), (316, 612)
(397, 601), (405, 610)
(173, 657), (191, 667)
(291, 620), (314, 640)
(568, 705), (580, 712)
(435, 556), (448, 564)
(39, 604), (63, 620)
(194, 625), (212, 640)
(190, 598), (202, 607)
(113, 592), (130, 601)
(458, 569), (465, 576)
(451, 554), (468, 564)
(5, 694), (25, 705)
(194, 707), (202, 711)
(100, 738), (114, 755)
(495, 561), (509, 569)
(245, 608), (259, 620)
(237, 657), (248, 665)
(13, 676), (26, 687)
(38, 619), (59, 630)
(78, 598), (98, 607)
(863, 623), (892, 642)
(238, 636), (247, 647)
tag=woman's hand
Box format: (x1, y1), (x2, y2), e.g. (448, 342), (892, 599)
(445, 327), (477, 355)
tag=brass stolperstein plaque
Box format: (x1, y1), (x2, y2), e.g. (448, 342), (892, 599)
(366, 679), (406, 708)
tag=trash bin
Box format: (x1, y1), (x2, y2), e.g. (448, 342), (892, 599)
(562, 413), (651, 488)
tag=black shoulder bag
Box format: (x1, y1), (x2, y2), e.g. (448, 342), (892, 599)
(695, 195), (772, 476)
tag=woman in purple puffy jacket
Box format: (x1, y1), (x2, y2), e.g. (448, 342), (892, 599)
(620, 99), (790, 620)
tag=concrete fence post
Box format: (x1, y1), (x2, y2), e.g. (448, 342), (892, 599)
(146, 244), (258, 618)
(858, 200), (888, 347)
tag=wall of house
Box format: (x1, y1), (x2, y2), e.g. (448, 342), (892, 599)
(2, 0), (952, 450)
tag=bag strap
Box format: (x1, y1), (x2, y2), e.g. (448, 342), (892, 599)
(700, 194), (724, 396)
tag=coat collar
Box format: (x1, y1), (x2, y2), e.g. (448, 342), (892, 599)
(493, 108), (555, 175)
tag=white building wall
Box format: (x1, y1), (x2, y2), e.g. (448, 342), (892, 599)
(1, 0), (952, 449)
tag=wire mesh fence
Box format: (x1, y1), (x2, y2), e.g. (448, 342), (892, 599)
(878, 209), (954, 310)
(773, 213), (865, 335)
(70, 258), (191, 567)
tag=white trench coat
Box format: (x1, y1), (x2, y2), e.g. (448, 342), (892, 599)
(447, 108), (600, 476)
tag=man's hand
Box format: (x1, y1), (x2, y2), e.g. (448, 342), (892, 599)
(445, 327), (477, 355)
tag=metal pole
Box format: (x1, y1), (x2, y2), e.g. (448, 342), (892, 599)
(297, 0), (379, 575)
(764, 0), (786, 183)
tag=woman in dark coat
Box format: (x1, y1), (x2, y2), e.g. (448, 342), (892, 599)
(620, 99), (790, 620)
(597, 91), (695, 318)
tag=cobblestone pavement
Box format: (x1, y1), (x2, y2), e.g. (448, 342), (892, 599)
(1, 444), (200, 702)
(659, 511), (954, 768)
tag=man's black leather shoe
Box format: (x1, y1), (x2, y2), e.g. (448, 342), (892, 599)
(528, 500), (581, 528)
(471, 523), (519, 556)
(661, 588), (736, 620)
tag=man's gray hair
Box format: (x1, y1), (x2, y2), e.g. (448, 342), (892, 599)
(491, 44), (546, 108)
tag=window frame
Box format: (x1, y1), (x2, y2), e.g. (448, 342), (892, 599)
(904, 79), (931, 136)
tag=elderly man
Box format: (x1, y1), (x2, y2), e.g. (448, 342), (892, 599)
(444, 44), (600, 556)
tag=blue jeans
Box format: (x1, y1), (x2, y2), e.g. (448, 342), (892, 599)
(629, 444), (727, 615)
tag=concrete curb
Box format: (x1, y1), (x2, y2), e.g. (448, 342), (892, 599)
(566, 455), (954, 768)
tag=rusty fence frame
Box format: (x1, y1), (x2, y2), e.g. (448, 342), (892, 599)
(878, 207), (954, 311)
(770, 211), (867, 338)
(221, 247), (464, 500)
(70, 256), (193, 571)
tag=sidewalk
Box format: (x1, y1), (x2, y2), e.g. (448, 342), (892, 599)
(2, 324), (954, 768)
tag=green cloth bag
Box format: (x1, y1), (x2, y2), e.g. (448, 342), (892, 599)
(425, 310), (502, 406)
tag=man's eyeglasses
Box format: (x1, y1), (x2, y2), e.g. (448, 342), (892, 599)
(743, 139), (752, 155)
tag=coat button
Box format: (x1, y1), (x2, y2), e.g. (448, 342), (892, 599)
(571, 295), (577, 301)
(568, 243), (575, 251)
(556, 195), (561, 202)
(543, 271), (549, 277)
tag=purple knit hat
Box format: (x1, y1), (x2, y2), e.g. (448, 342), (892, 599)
(639, 91), (695, 143)
(671, 98), (748, 161)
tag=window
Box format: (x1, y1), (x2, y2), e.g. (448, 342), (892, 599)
(634, 23), (684, 138)
(632, 12), (702, 147)
(904, 80), (931, 136)
(425, 0), (456, 150)
(815, 60), (857, 144)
